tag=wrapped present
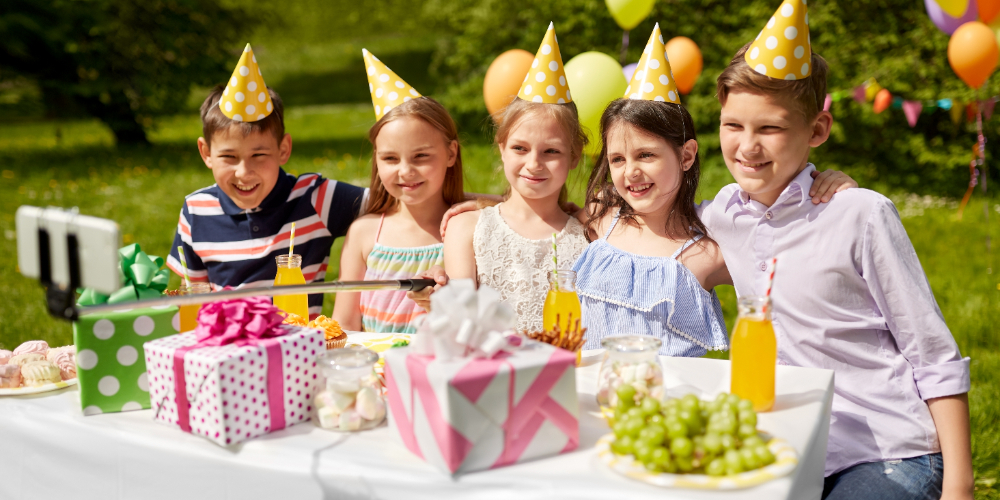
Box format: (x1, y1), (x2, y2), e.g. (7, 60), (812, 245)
(383, 280), (579, 474)
(143, 297), (323, 446)
(73, 243), (178, 415)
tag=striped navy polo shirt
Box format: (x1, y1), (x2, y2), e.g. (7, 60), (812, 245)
(166, 168), (368, 318)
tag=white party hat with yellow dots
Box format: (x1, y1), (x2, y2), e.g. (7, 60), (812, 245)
(624, 23), (681, 104)
(745, 0), (811, 80)
(219, 44), (274, 122)
(518, 22), (572, 104)
(363, 49), (422, 120)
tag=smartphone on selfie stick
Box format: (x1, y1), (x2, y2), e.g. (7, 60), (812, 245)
(16, 206), (121, 320)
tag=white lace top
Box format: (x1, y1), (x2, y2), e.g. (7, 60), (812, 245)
(473, 204), (589, 332)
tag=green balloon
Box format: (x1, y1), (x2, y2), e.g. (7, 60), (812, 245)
(564, 51), (627, 158)
(605, 0), (656, 30)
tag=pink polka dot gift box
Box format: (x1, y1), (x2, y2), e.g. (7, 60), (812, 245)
(142, 297), (324, 447)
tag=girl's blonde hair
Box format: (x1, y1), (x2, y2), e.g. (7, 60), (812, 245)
(366, 97), (464, 214)
(493, 99), (588, 204)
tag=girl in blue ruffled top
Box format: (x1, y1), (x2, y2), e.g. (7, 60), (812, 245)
(573, 98), (730, 356)
(574, 97), (854, 356)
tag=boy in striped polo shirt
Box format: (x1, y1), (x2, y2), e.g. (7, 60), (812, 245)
(166, 46), (368, 319)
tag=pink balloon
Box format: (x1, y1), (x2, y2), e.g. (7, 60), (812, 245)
(925, 0), (979, 35)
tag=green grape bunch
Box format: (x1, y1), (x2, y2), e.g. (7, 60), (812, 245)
(609, 391), (776, 476)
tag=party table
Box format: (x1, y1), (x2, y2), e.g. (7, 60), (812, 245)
(0, 333), (834, 500)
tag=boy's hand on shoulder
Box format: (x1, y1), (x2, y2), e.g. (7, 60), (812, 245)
(809, 169), (858, 204)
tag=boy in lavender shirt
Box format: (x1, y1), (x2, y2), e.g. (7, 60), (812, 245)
(698, 9), (973, 499)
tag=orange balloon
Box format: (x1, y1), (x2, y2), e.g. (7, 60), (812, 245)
(981, 0), (1000, 24)
(873, 88), (892, 114)
(949, 21), (1000, 89)
(483, 49), (535, 115)
(665, 37), (703, 95)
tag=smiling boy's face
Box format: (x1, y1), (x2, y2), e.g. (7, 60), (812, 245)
(197, 127), (292, 210)
(719, 91), (832, 207)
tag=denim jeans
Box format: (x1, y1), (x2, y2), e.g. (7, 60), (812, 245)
(822, 453), (943, 500)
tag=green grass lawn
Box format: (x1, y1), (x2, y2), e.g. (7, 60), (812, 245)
(0, 107), (997, 496)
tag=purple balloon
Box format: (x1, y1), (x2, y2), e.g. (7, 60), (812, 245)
(924, 0), (979, 35)
(623, 63), (638, 82)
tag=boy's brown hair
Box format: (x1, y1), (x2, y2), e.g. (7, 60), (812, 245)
(366, 96), (465, 215)
(200, 84), (285, 146)
(716, 42), (829, 120)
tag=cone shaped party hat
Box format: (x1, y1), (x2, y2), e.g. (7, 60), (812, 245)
(517, 22), (572, 104)
(745, 0), (811, 80)
(364, 49), (422, 120)
(219, 44), (275, 122)
(624, 24), (681, 104)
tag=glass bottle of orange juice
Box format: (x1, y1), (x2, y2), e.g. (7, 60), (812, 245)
(178, 282), (212, 332)
(274, 254), (310, 320)
(730, 296), (777, 412)
(543, 270), (582, 332)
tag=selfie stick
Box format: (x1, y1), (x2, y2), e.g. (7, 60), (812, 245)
(74, 279), (437, 317)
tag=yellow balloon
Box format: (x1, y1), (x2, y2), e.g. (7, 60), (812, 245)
(934, 0), (970, 18)
(564, 52), (628, 158)
(606, 0), (656, 30)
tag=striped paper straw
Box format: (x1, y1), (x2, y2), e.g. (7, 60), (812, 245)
(764, 257), (777, 312)
(176, 246), (191, 288)
(551, 232), (559, 291)
(288, 222), (296, 257)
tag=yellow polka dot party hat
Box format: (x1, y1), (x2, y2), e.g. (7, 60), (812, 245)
(363, 49), (422, 120)
(219, 44), (274, 122)
(624, 23), (681, 104)
(745, 0), (812, 80)
(517, 22), (572, 104)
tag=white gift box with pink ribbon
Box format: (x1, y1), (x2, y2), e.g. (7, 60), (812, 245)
(142, 298), (324, 447)
(383, 281), (579, 474)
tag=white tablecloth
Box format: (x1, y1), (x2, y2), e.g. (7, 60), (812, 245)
(0, 339), (833, 500)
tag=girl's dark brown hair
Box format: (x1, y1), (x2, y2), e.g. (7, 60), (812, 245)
(365, 97), (464, 215)
(493, 98), (588, 206)
(584, 98), (707, 241)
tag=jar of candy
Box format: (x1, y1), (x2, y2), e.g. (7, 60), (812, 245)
(596, 335), (664, 410)
(313, 346), (385, 431)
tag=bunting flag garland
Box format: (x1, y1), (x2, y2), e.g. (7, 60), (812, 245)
(824, 77), (998, 129)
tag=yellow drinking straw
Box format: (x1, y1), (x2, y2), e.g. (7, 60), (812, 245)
(551, 232), (559, 291)
(288, 222), (296, 257)
(176, 246), (191, 288)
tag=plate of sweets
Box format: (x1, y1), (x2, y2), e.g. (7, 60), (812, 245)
(0, 341), (78, 396)
(281, 313), (348, 350)
(597, 390), (798, 490)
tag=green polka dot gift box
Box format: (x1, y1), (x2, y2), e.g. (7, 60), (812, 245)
(73, 306), (180, 415)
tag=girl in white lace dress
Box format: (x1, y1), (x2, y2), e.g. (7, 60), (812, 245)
(442, 97), (590, 332)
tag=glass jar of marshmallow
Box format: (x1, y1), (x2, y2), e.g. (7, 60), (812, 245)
(596, 335), (664, 409)
(313, 346), (386, 431)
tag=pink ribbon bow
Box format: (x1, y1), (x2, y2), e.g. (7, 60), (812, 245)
(194, 295), (285, 347)
(174, 295), (288, 436)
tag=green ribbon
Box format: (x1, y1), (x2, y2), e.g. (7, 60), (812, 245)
(76, 243), (171, 306)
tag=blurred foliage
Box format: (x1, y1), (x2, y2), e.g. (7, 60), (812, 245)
(0, 0), (255, 144)
(418, 0), (1000, 196)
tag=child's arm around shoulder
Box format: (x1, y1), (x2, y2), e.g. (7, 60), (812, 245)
(442, 210), (480, 283)
(677, 236), (732, 290)
(331, 214), (381, 331)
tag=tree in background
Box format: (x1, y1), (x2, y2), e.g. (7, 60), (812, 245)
(0, 0), (254, 145)
(421, 0), (999, 195)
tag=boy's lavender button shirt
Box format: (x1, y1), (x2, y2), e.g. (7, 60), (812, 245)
(699, 164), (970, 476)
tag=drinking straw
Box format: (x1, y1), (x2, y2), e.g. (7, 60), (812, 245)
(764, 257), (777, 312)
(551, 232), (559, 291)
(176, 246), (191, 288)
(288, 222), (296, 257)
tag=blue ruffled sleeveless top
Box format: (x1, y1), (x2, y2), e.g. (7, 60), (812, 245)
(572, 211), (729, 356)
